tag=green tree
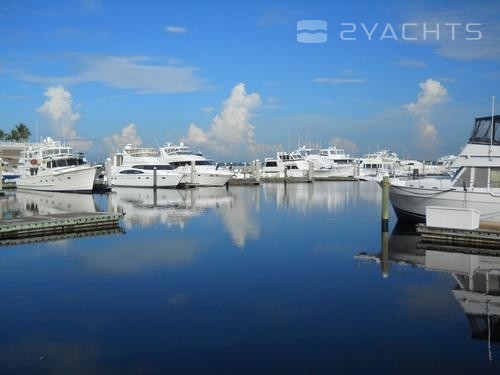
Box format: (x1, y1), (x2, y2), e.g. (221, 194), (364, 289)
(14, 123), (31, 142)
(6, 129), (20, 142)
(0, 130), (5, 141)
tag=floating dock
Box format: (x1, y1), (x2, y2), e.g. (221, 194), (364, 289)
(416, 223), (500, 251)
(227, 178), (260, 186)
(313, 176), (362, 182)
(0, 212), (123, 241)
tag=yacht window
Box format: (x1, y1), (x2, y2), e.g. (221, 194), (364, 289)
(119, 169), (144, 174)
(491, 168), (500, 188)
(169, 161), (190, 167)
(470, 117), (500, 145)
(77, 158), (85, 165)
(265, 161), (278, 167)
(453, 167), (471, 188)
(195, 160), (216, 166)
(67, 159), (78, 166)
(56, 159), (68, 167)
(132, 165), (173, 170)
(473, 167), (488, 188)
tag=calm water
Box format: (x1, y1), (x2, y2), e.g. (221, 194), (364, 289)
(0, 181), (499, 374)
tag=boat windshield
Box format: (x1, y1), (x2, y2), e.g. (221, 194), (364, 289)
(469, 116), (500, 145)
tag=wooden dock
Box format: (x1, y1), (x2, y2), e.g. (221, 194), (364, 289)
(416, 223), (500, 250)
(228, 178), (260, 185)
(261, 176), (313, 183)
(0, 212), (123, 241)
(313, 176), (361, 182)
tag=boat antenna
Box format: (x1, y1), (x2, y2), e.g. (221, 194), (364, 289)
(490, 96), (495, 160)
(35, 117), (38, 144)
(62, 117), (65, 145)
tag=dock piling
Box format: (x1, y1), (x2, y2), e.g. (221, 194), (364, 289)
(381, 176), (390, 232)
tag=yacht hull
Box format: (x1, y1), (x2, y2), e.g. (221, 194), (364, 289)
(389, 184), (500, 223)
(15, 166), (97, 192)
(110, 170), (183, 188)
(179, 170), (233, 186)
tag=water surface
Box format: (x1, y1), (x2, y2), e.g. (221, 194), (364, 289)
(0, 182), (499, 374)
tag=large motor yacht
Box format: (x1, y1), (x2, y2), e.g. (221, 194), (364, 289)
(294, 146), (354, 178)
(106, 145), (183, 188)
(14, 138), (97, 192)
(159, 143), (233, 187)
(389, 115), (500, 223)
(358, 149), (400, 177)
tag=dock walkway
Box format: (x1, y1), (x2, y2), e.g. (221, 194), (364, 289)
(0, 212), (122, 240)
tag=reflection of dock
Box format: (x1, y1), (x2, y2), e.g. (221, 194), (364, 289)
(0, 227), (124, 247)
(358, 223), (500, 358)
(0, 212), (122, 241)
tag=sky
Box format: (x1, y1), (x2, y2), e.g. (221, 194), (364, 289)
(0, 0), (499, 161)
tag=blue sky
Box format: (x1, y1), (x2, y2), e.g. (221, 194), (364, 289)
(0, 0), (499, 161)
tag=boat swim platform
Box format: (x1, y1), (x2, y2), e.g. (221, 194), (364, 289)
(0, 212), (123, 241)
(416, 223), (500, 252)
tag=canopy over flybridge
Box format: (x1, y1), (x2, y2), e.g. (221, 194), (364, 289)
(469, 115), (500, 145)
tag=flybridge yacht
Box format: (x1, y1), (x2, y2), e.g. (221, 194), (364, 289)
(319, 146), (354, 164)
(105, 145), (183, 188)
(294, 146), (354, 178)
(262, 155), (307, 178)
(14, 138), (97, 192)
(390, 115), (500, 222)
(358, 149), (400, 177)
(159, 143), (233, 186)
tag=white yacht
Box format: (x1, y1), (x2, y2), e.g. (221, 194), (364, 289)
(14, 138), (97, 192)
(358, 150), (400, 177)
(421, 155), (457, 176)
(293, 146), (354, 178)
(389, 115), (500, 222)
(396, 159), (426, 176)
(106, 145), (183, 188)
(319, 146), (354, 165)
(261, 153), (309, 178)
(159, 143), (233, 187)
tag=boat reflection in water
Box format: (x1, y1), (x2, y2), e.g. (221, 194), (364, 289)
(263, 180), (380, 213)
(108, 186), (262, 248)
(109, 187), (233, 229)
(0, 191), (121, 246)
(0, 190), (98, 219)
(362, 222), (500, 359)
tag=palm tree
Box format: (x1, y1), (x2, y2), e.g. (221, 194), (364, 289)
(0, 130), (5, 141)
(6, 129), (19, 142)
(15, 123), (31, 142)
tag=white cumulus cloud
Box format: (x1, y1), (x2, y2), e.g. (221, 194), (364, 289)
(404, 78), (448, 114)
(37, 86), (91, 150)
(103, 123), (142, 152)
(181, 83), (279, 158)
(404, 79), (449, 148)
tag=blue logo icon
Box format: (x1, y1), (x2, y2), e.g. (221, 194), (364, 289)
(297, 20), (328, 43)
